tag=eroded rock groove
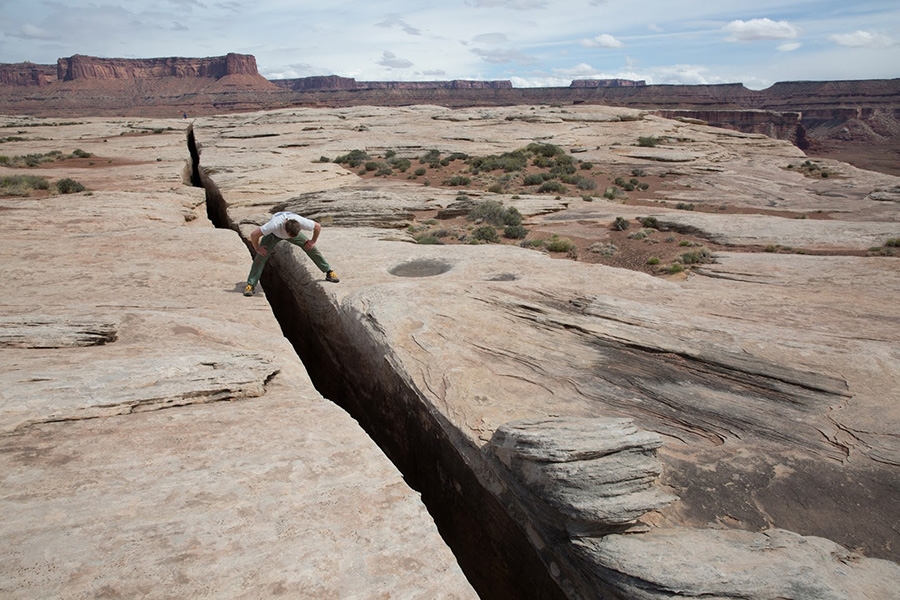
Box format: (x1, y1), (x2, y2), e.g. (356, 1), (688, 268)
(187, 128), (567, 600)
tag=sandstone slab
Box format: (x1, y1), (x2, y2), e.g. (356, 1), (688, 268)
(0, 124), (476, 599)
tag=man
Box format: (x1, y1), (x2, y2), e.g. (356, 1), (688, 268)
(243, 211), (339, 296)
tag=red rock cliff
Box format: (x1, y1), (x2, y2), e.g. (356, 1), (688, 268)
(0, 62), (57, 86)
(56, 53), (258, 81)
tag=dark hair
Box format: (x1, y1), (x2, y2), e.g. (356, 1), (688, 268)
(285, 219), (302, 237)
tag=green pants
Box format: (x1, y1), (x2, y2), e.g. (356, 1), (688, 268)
(246, 233), (332, 287)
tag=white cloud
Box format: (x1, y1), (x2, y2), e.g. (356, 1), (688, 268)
(472, 33), (508, 44)
(777, 42), (802, 52)
(376, 15), (421, 36)
(723, 18), (799, 42)
(466, 0), (548, 9)
(12, 24), (56, 40)
(829, 31), (894, 48)
(471, 47), (538, 65)
(377, 51), (413, 69)
(581, 34), (623, 49)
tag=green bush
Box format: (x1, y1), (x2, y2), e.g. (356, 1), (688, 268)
(676, 202), (695, 211)
(391, 157), (411, 172)
(544, 236), (575, 253)
(523, 173), (546, 186)
(884, 238), (900, 247)
(334, 149), (370, 167)
(525, 142), (565, 157)
(318, 156), (331, 163)
(468, 200), (522, 227)
(56, 178), (85, 194)
(364, 161), (379, 172)
(468, 150), (527, 174)
(647, 257), (660, 265)
(639, 216), (659, 229)
(0, 174), (50, 196)
(603, 186), (619, 200)
(443, 175), (471, 186)
(579, 161), (594, 170)
(504, 224), (529, 239)
(538, 181), (566, 194)
(612, 216), (630, 231)
(472, 225), (500, 243)
(638, 136), (659, 147)
(72, 148), (91, 158)
(414, 167), (426, 176)
(681, 247), (712, 265)
(668, 263), (685, 274)
(420, 149), (441, 164)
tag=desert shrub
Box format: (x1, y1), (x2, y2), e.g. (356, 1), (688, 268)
(538, 180), (566, 194)
(638, 136), (659, 147)
(471, 225), (500, 243)
(468, 150), (528, 173)
(414, 167), (426, 176)
(668, 263), (685, 274)
(582, 194), (593, 202)
(580, 161), (594, 170)
(532, 155), (555, 169)
(544, 236), (575, 253)
(468, 200), (522, 228)
(391, 157), (411, 172)
(884, 238), (900, 247)
(317, 156), (331, 162)
(639, 182), (650, 190)
(414, 234), (443, 245)
(443, 175), (471, 186)
(647, 257), (660, 265)
(560, 175), (596, 191)
(364, 161), (379, 171)
(639, 216), (659, 229)
(504, 224), (529, 239)
(72, 148), (91, 158)
(520, 239), (544, 248)
(523, 173), (546, 186)
(632, 168), (647, 177)
(384, 150), (396, 159)
(614, 177), (627, 186)
(525, 142), (565, 157)
(376, 164), (394, 177)
(603, 186), (619, 200)
(623, 182), (635, 191)
(56, 178), (85, 194)
(420, 149), (441, 165)
(681, 247), (712, 264)
(502, 206), (523, 227)
(468, 200), (504, 224)
(676, 202), (695, 211)
(0, 155), (9, 165)
(334, 149), (370, 167)
(1, 174), (50, 196)
(487, 183), (504, 193)
(612, 216), (630, 231)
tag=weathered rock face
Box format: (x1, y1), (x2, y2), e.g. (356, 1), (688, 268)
(56, 52), (258, 80)
(0, 62), (56, 86)
(0, 120), (476, 599)
(173, 104), (900, 598)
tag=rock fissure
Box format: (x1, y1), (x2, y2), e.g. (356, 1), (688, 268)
(187, 128), (570, 599)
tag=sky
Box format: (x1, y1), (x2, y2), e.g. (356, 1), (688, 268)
(1, 0), (898, 90)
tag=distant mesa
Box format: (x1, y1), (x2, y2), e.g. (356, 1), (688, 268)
(56, 52), (259, 81)
(271, 75), (514, 91)
(570, 79), (646, 88)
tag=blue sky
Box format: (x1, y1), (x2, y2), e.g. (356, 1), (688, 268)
(1, 0), (897, 90)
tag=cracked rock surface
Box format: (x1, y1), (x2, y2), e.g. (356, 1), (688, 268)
(0, 126), (476, 598)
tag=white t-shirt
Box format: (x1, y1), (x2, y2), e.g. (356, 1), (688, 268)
(259, 212), (316, 239)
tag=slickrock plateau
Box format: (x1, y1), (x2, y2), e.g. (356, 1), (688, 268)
(2, 101), (900, 599)
(0, 120), (476, 598)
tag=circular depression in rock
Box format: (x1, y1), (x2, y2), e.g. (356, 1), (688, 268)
(390, 259), (452, 278)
